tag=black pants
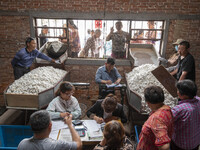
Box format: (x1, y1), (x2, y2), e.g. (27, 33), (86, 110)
(170, 140), (199, 150)
(13, 66), (30, 80)
(98, 84), (115, 99)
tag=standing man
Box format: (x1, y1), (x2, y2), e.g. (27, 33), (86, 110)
(95, 57), (121, 98)
(170, 41), (195, 82)
(159, 38), (185, 73)
(39, 25), (48, 48)
(18, 110), (82, 150)
(83, 29), (101, 57)
(106, 21), (129, 59)
(159, 39), (185, 67)
(171, 80), (200, 150)
(11, 37), (55, 80)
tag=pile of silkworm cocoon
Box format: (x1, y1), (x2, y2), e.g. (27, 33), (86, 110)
(7, 66), (67, 95)
(126, 64), (177, 114)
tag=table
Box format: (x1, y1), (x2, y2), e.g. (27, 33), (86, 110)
(49, 120), (103, 145)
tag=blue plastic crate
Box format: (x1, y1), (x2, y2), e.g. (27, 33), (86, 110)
(0, 125), (33, 150)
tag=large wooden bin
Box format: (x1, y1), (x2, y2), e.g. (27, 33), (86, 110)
(4, 72), (69, 110)
(125, 65), (177, 114)
(125, 75), (146, 114)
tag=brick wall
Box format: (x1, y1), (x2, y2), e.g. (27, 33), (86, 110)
(0, 0), (199, 14)
(0, 0), (200, 106)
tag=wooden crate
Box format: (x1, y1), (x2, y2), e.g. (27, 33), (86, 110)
(4, 72), (69, 110)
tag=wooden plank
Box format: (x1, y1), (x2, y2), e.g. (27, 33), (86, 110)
(151, 65), (177, 97)
(5, 93), (39, 108)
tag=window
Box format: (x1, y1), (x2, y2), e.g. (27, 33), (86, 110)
(130, 21), (164, 53)
(34, 18), (163, 59)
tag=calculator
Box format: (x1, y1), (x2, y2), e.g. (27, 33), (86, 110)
(76, 128), (86, 137)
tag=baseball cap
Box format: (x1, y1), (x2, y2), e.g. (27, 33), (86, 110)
(173, 39), (185, 45)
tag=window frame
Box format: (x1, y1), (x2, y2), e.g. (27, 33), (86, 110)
(30, 14), (169, 60)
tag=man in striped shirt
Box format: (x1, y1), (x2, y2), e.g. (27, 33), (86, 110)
(171, 80), (200, 150)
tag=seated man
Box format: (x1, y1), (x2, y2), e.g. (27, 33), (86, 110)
(95, 57), (121, 99)
(86, 94), (127, 124)
(18, 110), (82, 150)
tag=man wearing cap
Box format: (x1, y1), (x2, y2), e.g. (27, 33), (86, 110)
(11, 37), (56, 80)
(159, 39), (184, 66)
(170, 41), (195, 82)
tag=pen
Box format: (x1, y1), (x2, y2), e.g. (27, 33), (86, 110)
(82, 122), (88, 131)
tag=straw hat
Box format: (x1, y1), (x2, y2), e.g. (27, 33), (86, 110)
(173, 39), (185, 45)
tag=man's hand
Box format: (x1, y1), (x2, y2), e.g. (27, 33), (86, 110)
(51, 59), (56, 63)
(104, 116), (119, 123)
(60, 112), (70, 118)
(106, 80), (112, 85)
(55, 60), (61, 64)
(94, 116), (104, 124)
(63, 114), (73, 126)
(158, 57), (168, 64)
(110, 27), (114, 33)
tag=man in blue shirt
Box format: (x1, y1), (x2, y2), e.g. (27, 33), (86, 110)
(95, 57), (121, 98)
(11, 37), (55, 80)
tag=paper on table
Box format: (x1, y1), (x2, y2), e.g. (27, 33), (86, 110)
(106, 83), (122, 88)
(88, 129), (103, 139)
(58, 128), (72, 142)
(49, 129), (59, 140)
(51, 120), (68, 131)
(83, 120), (101, 132)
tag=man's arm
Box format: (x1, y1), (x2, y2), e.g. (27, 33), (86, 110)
(179, 71), (188, 81)
(86, 101), (104, 123)
(64, 114), (82, 150)
(95, 69), (112, 84)
(170, 68), (178, 76)
(114, 78), (121, 84)
(114, 68), (122, 84)
(95, 68), (103, 83)
(36, 50), (52, 61)
(106, 27), (114, 41)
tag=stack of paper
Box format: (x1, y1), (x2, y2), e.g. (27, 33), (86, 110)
(87, 130), (103, 140)
(106, 83), (122, 88)
(83, 120), (103, 140)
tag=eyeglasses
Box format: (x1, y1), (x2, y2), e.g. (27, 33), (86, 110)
(63, 92), (74, 97)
